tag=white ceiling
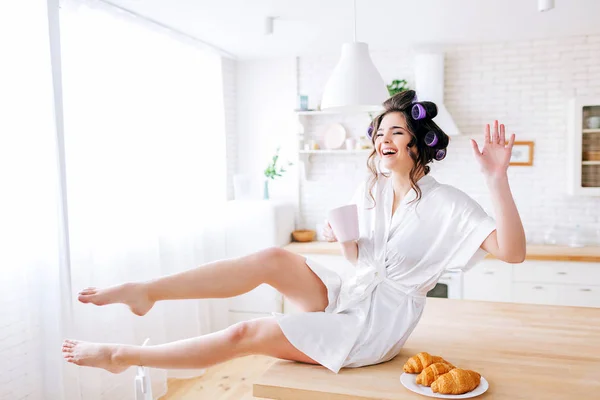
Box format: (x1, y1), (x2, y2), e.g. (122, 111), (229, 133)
(106, 0), (600, 59)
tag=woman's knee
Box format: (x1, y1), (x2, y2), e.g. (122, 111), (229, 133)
(223, 318), (271, 354)
(225, 320), (254, 346)
(254, 247), (290, 275)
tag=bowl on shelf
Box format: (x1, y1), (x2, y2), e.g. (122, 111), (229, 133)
(292, 230), (316, 242)
(583, 151), (600, 161)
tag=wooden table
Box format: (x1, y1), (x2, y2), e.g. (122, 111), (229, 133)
(253, 298), (600, 399)
(283, 242), (600, 262)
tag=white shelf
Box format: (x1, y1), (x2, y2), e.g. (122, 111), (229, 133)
(300, 149), (373, 155)
(583, 129), (600, 134)
(294, 110), (378, 116)
(582, 161), (600, 165)
(294, 110), (338, 115)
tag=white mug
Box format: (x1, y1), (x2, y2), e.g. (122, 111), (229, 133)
(327, 204), (359, 243)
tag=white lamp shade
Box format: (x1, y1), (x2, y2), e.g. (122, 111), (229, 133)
(321, 42), (388, 113)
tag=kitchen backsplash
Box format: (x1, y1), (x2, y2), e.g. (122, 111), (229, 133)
(296, 34), (600, 245)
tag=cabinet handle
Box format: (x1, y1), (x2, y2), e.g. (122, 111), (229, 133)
(533, 286), (544, 290)
(557, 272), (567, 275)
(484, 271), (495, 275)
(580, 288), (592, 292)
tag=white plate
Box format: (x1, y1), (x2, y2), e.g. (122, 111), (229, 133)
(322, 123), (346, 149)
(400, 372), (489, 399)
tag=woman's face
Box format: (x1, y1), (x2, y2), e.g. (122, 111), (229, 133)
(374, 112), (416, 174)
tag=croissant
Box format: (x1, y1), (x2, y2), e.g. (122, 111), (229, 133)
(431, 368), (481, 395)
(403, 352), (454, 373)
(432, 356), (454, 369)
(415, 362), (455, 386)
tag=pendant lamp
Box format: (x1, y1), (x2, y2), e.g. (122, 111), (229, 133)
(320, 0), (388, 112)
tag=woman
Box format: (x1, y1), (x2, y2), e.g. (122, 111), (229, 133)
(62, 90), (526, 375)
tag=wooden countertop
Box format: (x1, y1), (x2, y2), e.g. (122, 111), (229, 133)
(254, 298), (600, 399)
(283, 241), (600, 262)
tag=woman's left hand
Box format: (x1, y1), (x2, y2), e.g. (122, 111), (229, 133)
(470, 120), (515, 179)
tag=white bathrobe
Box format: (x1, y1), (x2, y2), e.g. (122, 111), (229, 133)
(274, 174), (496, 374)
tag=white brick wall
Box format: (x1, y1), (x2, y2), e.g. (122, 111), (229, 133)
(222, 57), (237, 200)
(297, 35), (600, 245)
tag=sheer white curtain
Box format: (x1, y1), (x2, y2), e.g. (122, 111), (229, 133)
(0, 1), (70, 399)
(60, 1), (230, 398)
(0, 0), (231, 398)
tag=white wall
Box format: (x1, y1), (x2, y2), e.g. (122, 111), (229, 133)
(295, 35), (600, 244)
(235, 58), (299, 205)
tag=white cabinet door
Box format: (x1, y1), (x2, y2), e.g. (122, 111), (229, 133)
(513, 282), (560, 305)
(557, 285), (600, 308)
(463, 260), (513, 303)
(513, 261), (600, 286)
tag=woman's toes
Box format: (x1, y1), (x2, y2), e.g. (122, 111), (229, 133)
(79, 287), (97, 295)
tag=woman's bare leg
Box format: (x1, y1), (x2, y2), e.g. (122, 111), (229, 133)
(62, 317), (318, 373)
(77, 247), (329, 315)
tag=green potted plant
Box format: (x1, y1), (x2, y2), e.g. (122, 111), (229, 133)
(387, 79), (410, 96)
(263, 147), (292, 200)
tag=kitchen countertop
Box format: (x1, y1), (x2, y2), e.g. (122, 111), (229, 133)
(253, 297), (600, 399)
(283, 241), (600, 262)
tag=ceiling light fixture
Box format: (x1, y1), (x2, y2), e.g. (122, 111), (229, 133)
(320, 0), (388, 112)
(538, 0), (555, 12)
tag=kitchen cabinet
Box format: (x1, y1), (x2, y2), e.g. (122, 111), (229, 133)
(463, 260), (513, 303)
(224, 200), (294, 325)
(462, 259), (600, 308)
(567, 97), (600, 196)
(513, 282), (561, 305)
(512, 260), (600, 308)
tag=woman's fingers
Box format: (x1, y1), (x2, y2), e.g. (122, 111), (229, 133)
(500, 123), (506, 145)
(507, 133), (516, 149)
(470, 139), (482, 160)
(492, 120), (499, 144)
(484, 124), (491, 144)
(322, 221), (337, 242)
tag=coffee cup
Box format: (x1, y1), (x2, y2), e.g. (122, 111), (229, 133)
(327, 204), (359, 243)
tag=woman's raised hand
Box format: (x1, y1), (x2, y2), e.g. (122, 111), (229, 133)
(470, 120), (516, 179)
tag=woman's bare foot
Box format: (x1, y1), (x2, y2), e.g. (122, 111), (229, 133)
(78, 283), (154, 316)
(61, 339), (131, 374)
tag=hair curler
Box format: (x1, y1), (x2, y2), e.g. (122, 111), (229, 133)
(411, 102), (438, 121)
(435, 148), (447, 161)
(424, 131), (438, 147)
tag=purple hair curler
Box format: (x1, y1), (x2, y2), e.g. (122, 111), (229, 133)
(412, 103), (426, 120)
(424, 131), (438, 147)
(435, 148), (447, 161)
(367, 125), (374, 139)
(411, 102), (438, 121)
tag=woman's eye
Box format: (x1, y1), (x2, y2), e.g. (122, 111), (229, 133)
(375, 133), (383, 137)
(393, 131), (403, 135)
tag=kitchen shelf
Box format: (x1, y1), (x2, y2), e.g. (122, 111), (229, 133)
(299, 149), (372, 155)
(294, 110), (379, 116)
(567, 97), (600, 195)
